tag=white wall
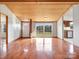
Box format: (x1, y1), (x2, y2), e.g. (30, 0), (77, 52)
(0, 4), (21, 43)
(73, 5), (79, 47)
(13, 17), (21, 40)
(57, 17), (63, 39)
(52, 22), (57, 37)
(63, 7), (73, 21)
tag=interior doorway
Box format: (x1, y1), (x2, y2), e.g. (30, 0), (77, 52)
(63, 21), (73, 38)
(21, 21), (30, 38)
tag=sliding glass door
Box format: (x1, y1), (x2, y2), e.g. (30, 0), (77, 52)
(0, 13), (8, 52)
(35, 23), (53, 38)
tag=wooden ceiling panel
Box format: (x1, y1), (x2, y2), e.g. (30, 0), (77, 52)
(0, 2), (73, 21)
(0, 0), (79, 2)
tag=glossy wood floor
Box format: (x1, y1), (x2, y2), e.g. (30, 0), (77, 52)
(0, 38), (79, 59)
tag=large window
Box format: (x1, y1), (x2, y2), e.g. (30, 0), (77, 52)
(36, 25), (52, 33)
(45, 25), (51, 32)
(36, 26), (43, 32)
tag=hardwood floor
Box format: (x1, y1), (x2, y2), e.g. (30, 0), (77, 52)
(0, 38), (79, 59)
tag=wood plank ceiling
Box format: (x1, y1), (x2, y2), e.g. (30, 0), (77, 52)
(0, 0), (79, 2)
(0, 2), (74, 21)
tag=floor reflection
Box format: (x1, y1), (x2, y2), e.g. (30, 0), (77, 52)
(35, 38), (52, 52)
(0, 39), (7, 58)
(35, 38), (44, 51)
(64, 38), (74, 54)
(44, 38), (52, 52)
(69, 44), (74, 54)
(1, 39), (7, 52)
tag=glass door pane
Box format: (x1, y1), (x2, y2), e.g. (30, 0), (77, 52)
(1, 14), (6, 47)
(35, 23), (53, 38)
(0, 14), (7, 57)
